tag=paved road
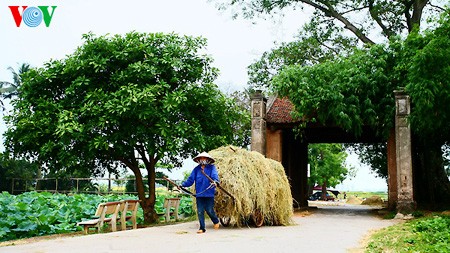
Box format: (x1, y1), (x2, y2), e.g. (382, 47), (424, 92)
(0, 204), (398, 253)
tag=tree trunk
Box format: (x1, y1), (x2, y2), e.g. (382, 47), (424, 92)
(412, 135), (450, 210)
(128, 162), (158, 224)
(35, 161), (42, 191)
(141, 197), (158, 224)
(321, 182), (327, 200)
(144, 163), (159, 224)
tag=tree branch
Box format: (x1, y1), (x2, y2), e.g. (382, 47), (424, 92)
(403, 0), (414, 31)
(403, 0), (429, 32)
(368, 0), (394, 39)
(340, 5), (368, 15)
(301, 0), (375, 45)
(118, 154), (147, 201)
(411, 0), (429, 31)
(428, 2), (445, 12)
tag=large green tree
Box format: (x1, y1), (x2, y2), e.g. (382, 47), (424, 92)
(4, 32), (249, 223)
(229, 0), (447, 90)
(273, 13), (450, 208)
(308, 144), (350, 199)
(216, 1), (445, 43)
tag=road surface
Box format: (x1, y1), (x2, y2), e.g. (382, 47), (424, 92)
(0, 203), (398, 253)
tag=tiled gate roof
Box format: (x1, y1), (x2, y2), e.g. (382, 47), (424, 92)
(266, 97), (297, 124)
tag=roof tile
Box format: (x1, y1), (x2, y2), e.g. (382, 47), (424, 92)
(266, 97), (297, 124)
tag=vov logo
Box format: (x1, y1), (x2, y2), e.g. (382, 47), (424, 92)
(9, 6), (57, 27)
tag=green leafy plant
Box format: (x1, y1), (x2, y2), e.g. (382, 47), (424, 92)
(367, 214), (450, 252)
(0, 191), (194, 242)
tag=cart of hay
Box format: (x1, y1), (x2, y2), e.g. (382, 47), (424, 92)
(208, 145), (294, 227)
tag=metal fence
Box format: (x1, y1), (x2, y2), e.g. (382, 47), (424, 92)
(9, 177), (182, 195)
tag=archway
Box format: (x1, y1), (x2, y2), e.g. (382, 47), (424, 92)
(250, 92), (415, 213)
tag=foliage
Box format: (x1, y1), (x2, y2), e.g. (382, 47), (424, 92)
(273, 43), (398, 138)
(0, 153), (39, 193)
(0, 191), (194, 242)
(4, 32), (249, 223)
(0, 63), (30, 110)
(226, 90), (252, 146)
(272, 11), (450, 207)
(404, 12), (450, 142)
(247, 20), (357, 90)
(215, 1), (444, 43)
(308, 144), (349, 188)
(215, 1), (449, 184)
(271, 9), (450, 149)
(217, 1), (446, 90)
(366, 214), (450, 253)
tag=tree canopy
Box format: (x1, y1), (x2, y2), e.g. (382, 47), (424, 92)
(216, 0), (444, 42)
(404, 12), (450, 141)
(308, 143), (350, 189)
(271, 11), (450, 143)
(215, 0), (446, 90)
(4, 32), (250, 223)
(274, 43), (397, 137)
(247, 21), (357, 90)
(273, 11), (450, 207)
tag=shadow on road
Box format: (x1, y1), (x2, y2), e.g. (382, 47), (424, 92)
(305, 202), (388, 217)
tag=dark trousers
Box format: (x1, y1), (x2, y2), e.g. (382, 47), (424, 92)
(196, 197), (219, 231)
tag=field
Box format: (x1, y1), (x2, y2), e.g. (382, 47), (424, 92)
(338, 191), (388, 201)
(0, 190), (194, 242)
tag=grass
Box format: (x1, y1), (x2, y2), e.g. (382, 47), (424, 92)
(339, 191), (388, 201)
(365, 213), (450, 253)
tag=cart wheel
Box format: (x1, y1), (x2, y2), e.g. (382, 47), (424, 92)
(219, 216), (231, 227)
(252, 210), (264, 227)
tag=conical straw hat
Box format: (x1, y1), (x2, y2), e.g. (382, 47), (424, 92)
(193, 152), (215, 163)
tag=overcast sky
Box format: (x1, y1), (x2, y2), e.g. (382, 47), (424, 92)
(0, 0), (387, 192)
(0, 0), (302, 90)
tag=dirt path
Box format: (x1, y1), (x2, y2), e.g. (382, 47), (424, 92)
(0, 204), (398, 253)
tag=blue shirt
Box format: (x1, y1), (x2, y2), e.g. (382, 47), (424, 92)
(181, 164), (219, 198)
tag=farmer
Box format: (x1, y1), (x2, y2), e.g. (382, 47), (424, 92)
(180, 152), (220, 234)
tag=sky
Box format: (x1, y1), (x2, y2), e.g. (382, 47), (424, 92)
(0, 0), (301, 90)
(0, 0), (387, 192)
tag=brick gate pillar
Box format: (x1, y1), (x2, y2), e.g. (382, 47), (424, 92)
(387, 128), (398, 210)
(250, 91), (267, 155)
(394, 90), (416, 213)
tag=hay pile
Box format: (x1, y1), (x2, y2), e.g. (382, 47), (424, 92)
(346, 196), (363, 205)
(209, 145), (293, 227)
(361, 196), (384, 206)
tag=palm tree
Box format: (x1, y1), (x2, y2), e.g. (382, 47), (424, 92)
(0, 63), (30, 110)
